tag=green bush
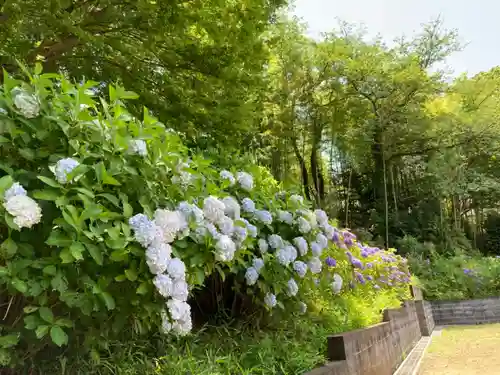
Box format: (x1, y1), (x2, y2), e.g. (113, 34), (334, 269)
(409, 251), (500, 300)
(0, 68), (411, 369)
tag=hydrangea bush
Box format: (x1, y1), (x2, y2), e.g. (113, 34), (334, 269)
(0, 69), (410, 365)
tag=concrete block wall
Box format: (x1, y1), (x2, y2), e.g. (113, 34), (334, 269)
(415, 300), (435, 336)
(431, 297), (500, 325)
(304, 301), (422, 375)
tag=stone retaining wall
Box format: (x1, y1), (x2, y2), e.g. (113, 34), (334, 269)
(431, 297), (500, 325)
(415, 300), (435, 336)
(304, 301), (423, 375)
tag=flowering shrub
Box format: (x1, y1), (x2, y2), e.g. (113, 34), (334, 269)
(0, 69), (410, 365)
(410, 252), (500, 300)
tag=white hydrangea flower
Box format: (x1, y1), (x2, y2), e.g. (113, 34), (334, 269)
(293, 237), (308, 256)
(215, 235), (236, 262)
(153, 274), (173, 298)
(12, 89), (40, 118)
(172, 171), (194, 187)
(264, 293), (277, 308)
(286, 245), (297, 263)
(167, 298), (191, 321)
(323, 224), (335, 239)
(154, 209), (187, 243)
(171, 279), (189, 301)
(146, 243), (172, 275)
(128, 139), (147, 156)
(258, 238), (269, 254)
(255, 210), (272, 225)
(245, 267), (259, 285)
(220, 170), (235, 185)
(4, 195), (42, 229)
(290, 194), (304, 205)
(203, 196), (225, 223)
(297, 217), (311, 234)
(204, 222), (220, 239)
(241, 198), (256, 213)
(129, 214), (164, 247)
(268, 234), (284, 250)
(304, 210), (318, 229)
(316, 233), (328, 249)
(53, 158), (80, 184)
(217, 215), (234, 235)
(278, 210), (293, 225)
(177, 201), (204, 223)
(222, 196), (240, 219)
(308, 257), (322, 274)
(332, 273), (343, 294)
(4, 182), (27, 201)
(287, 279), (299, 296)
(293, 261), (308, 278)
(0, 108), (7, 115)
(314, 209), (328, 225)
(276, 246), (296, 266)
(166, 258), (186, 280)
(299, 302), (307, 314)
(311, 242), (322, 257)
(236, 171), (254, 191)
(172, 316), (192, 336)
(253, 258), (265, 273)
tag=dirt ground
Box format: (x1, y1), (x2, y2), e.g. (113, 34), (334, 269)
(419, 324), (500, 375)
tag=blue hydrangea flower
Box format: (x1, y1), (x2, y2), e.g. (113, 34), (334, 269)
(255, 210), (272, 225)
(53, 158), (80, 184)
(241, 198), (256, 213)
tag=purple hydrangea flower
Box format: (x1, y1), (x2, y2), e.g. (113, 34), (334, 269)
(355, 272), (365, 284)
(325, 257), (336, 267)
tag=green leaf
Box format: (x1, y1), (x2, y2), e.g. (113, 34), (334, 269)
(100, 292), (115, 310)
(24, 315), (39, 330)
(123, 201), (133, 218)
(115, 274), (127, 282)
(4, 213), (19, 231)
(50, 326), (68, 347)
(0, 334), (19, 348)
(0, 267), (10, 277)
(69, 243), (85, 261)
(85, 243), (103, 265)
(59, 248), (74, 263)
(43, 265), (57, 276)
(46, 230), (73, 247)
(194, 268), (205, 286)
(11, 278), (27, 293)
(1, 238), (17, 258)
(34, 62), (43, 75)
(98, 193), (120, 208)
(124, 268), (137, 282)
(35, 325), (49, 339)
(37, 176), (62, 188)
(81, 204), (103, 221)
(55, 318), (73, 328)
(136, 282), (149, 295)
(51, 273), (68, 293)
(33, 189), (60, 201)
(39, 306), (54, 323)
(19, 148), (35, 161)
(0, 175), (13, 195)
(23, 306), (39, 314)
(75, 188), (95, 198)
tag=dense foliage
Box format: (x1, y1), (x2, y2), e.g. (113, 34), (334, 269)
(0, 70), (410, 371)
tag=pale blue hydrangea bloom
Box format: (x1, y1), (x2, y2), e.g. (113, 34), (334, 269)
(258, 238), (269, 253)
(215, 235), (236, 262)
(278, 210), (293, 225)
(314, 209), (328, 225)
(332, 273), (343, 294)
(293, 261), (308, 278)
(146, 242), (172, 275)
(171, 278), (189, 301)
(166, 258), (186, 280)
(12, 89), (40, 118)
(276, 246), (297, 266)
(253, 258), (265, 273)
(220, 170), (235, 185)
(297, 217), (311, 234)
(177, 201), (204, 223)
(222, 196), (240, 219)
(241, 198), (256, 213)
(204, 222), (220, 239)
(0, 108), (7, 115)
(4, 182), (27, 201)
(236, 171), (254, 191)
(53, 158), (80, 184)
(308, 257), (322, 274)
(129, 214), (163, 247)
(217, 215), (234, 235)
(203, 196), (225, 223)
(268, 234), (284, 249)
(293, 237), (308, 256)
(255, 210), (272, 225)
(172, 171), (194, 187)
(311, 242), (323, 257)
(323, 223), (335, 239)
(245, 267), (259, 285)
(246, 223), (257, 238)
(128, 139), (147, 156)
(154, 209), (188, 243)
(316, 233), (328, 249)
(167, 298), (191, 321)
(264, 293), (277, 308)
(287, 279), (299, 296)
(233, 225), (248, 243)
(153, 274), (173, 298)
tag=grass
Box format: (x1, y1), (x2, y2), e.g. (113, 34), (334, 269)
(419, 324), (500, 375)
